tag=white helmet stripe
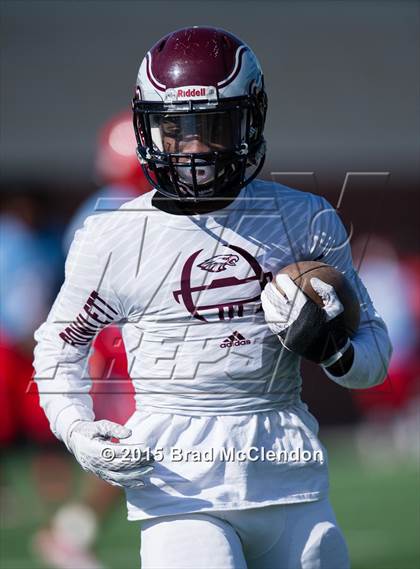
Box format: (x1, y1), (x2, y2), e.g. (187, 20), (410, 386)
(146, 52), (166, 91)
(217, 45), (247, 88)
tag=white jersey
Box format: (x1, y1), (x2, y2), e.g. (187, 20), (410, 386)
(34, 180), (391, 520)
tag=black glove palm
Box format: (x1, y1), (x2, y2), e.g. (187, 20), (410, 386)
(278, 299), (349, 364)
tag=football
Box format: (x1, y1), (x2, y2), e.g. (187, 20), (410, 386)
(275, 261), (360, 336)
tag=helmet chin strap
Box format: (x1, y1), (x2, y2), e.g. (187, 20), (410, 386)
(177, 164), (215, 186)
(176, 164), (230, 200)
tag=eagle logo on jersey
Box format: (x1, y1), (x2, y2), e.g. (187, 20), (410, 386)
(197, 254), (239, 273)
(173, 244), (272, 322)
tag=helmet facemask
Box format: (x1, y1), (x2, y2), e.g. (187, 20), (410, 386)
(133, 92), (267, 201)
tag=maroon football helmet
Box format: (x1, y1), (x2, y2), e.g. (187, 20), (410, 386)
(132, 26), (267, 201)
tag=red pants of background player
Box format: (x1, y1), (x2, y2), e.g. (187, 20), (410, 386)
(0, 326), (134, 447)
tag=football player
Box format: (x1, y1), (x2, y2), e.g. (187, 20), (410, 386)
(34, 27), (392, 568)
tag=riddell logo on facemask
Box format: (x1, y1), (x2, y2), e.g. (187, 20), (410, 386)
(220, 331), (252, 349)
(177, 87), (206, 98)
(165, 86), (217, 103)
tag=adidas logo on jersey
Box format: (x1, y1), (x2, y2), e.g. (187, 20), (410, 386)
(220, 331), (251, 348)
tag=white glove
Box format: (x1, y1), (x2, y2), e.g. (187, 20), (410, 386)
(261, 275), (344, 335)
(261, 274), (307, 335)
(67, 420), (154, 488)
(310, 277), (346, 321)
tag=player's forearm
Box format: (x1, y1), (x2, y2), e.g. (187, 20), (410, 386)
(323, 320), (392, 388)
(33, 321), (94, 444)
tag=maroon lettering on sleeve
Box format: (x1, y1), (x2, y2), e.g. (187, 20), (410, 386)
(59, 290), (117, 347)
(91, 290), (118, 315)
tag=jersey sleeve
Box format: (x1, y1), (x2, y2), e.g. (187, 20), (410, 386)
(33, 216), (121, 445)
(305, 196), (392, 388)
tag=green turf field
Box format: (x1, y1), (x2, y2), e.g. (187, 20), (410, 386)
(1, 435), (419, 569)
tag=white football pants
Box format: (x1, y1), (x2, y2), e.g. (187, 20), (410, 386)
(140, 497), (350, 569)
